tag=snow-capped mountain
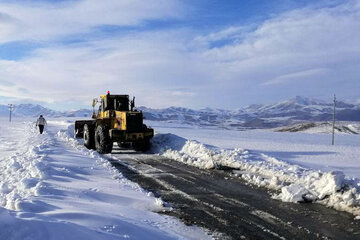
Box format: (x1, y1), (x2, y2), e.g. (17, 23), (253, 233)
(11, 104), (59, 117)
(140, 96), (360, 129)
(1, 96), (359, 129)
(0, 104), (92, 118)
(60, 109), (93, 118)
(0, 105), (9, 117)
(241, 96), (359, 121)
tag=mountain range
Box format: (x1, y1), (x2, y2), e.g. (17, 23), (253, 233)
(139, 96), (360, 129)
(1, 96), (359, 129)
(0, 104), (91, 118)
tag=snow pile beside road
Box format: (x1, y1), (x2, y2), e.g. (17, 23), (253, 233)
(0, 207), (120, 240)
(151, 134), (310, 184)
(151, 133), (360, 217)
(277, 171), (345, 202)
(0, 122), (51, 210)
(277, 171), (360, 217)
(151, 134), (217, 169)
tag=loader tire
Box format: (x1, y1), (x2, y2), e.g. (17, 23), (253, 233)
(133, 139), (150, 152)
(95, 125), (113, 154)
(83, 124), (95, 149)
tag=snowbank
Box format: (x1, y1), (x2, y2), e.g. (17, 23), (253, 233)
(0, 122), (50, 210)
(151, 133), (360, 218)
(0, 207), (122, 240)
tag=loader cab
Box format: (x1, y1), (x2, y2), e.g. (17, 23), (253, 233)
(98, 94), (130, 114)
(108, 95), (130, 111)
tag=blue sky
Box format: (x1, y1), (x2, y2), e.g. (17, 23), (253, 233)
(0, 0), (359, 110)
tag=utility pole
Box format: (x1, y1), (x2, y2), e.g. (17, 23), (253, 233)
(332, 94), (336, 145)
(8, 104), (14, 122)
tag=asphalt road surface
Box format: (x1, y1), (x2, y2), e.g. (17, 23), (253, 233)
(108, 149), (360, 240)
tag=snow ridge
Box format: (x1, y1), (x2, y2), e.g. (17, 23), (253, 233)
(151, 133), (360, 218)
(0, 122), (51, 210)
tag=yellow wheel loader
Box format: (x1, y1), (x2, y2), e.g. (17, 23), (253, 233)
(74, 92), (154, 154)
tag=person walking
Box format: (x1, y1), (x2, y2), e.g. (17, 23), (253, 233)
(36, 115), (47, 134)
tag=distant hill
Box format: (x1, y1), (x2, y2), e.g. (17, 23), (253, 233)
(275, 122), (360, 134)
(1, 96), (359, 129)
(0, 104), (92, 118)
(139, 96), (360, 129)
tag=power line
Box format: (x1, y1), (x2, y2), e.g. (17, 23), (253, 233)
(332, 94), (336, 145)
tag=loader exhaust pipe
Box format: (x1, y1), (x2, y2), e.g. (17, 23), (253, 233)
(131, 97), (135, 111)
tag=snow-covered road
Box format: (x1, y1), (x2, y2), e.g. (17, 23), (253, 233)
(0, 118), (210, 240)
(108, 153), (360, 240)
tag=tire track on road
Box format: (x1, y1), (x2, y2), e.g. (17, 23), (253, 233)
(109, 152), (360, 240)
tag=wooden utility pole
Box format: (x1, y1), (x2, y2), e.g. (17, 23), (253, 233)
(8, 104), (14, 122)
(332, 95), (336, 145)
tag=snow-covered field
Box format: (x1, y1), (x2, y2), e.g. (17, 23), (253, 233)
(0, 118), (210, 240)
(147, 120), (360, 219)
